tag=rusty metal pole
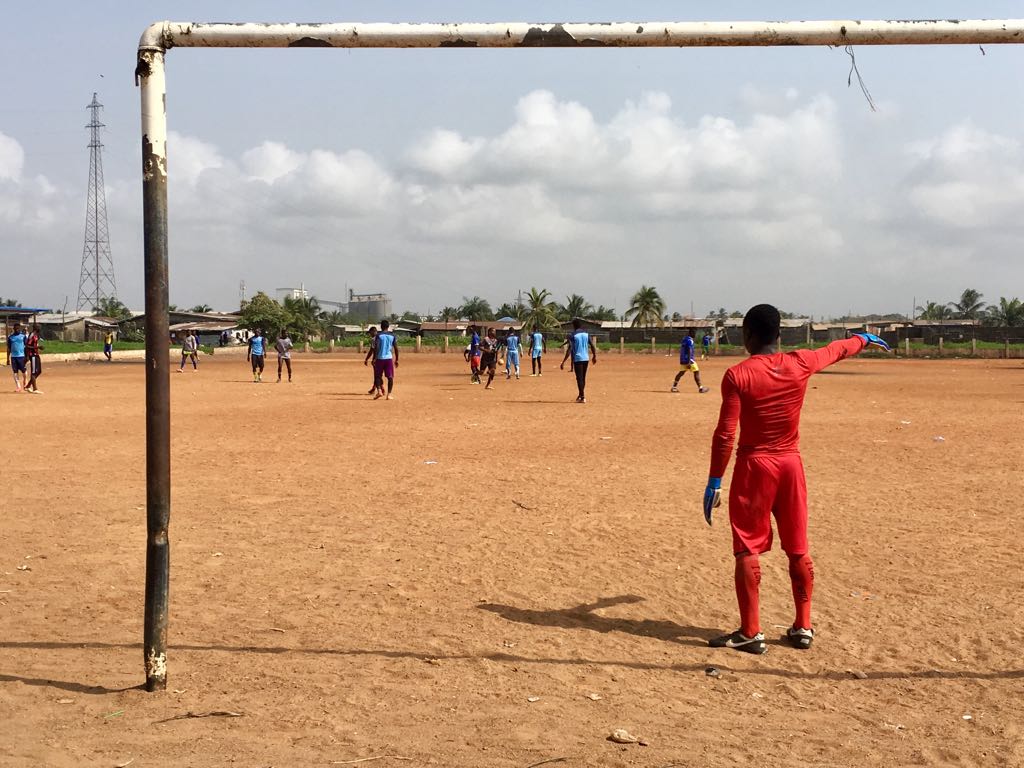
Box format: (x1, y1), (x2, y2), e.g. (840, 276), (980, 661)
(137, 44), (170, 692)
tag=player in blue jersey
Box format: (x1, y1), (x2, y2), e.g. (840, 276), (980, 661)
(672, 328), (709, 394)
(701, 331), (713, 360)
(502, 328), (521, 380)
(366, 318), (399, 400)
(247, 328), (267, 383)
(469, 325), (482, 384)
(5, 322), (28, 392)
(560, 318), (597, 403)
(529, 325), (546, 376)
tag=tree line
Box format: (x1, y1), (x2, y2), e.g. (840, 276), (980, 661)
(915, 289), (1023, 326)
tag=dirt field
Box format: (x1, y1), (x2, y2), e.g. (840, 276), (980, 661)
(1, 351), (1022, 767)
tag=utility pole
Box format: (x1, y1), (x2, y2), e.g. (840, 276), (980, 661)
(77, 93), (117, 311)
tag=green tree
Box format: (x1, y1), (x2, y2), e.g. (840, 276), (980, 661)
(625, 285), (666, 328)
(520, 287), (559, 331)
(671, 311), (683, 322)
(239, 291), (290, 337)
(1, 298), (22, 307)
(459, 296), (493, 321)
(282, 295), (323, 340)
(915, 301), (953, 321)
(93, 296), (132, 321)
(401, 310), (421, 322)
(983, 297), (1024, 327)
(948, 289), (986, 320)
(557, 293), (594, 322)
(189, 303), (213, 313)
(592, 305), (618, 322)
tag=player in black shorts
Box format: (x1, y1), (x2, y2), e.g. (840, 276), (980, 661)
(479, 328), (499, 390)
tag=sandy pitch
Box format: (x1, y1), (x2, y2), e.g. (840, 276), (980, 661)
(1, 353), (1022, 767)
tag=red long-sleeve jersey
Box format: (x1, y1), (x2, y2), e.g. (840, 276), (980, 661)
(709, 337), (867, 478)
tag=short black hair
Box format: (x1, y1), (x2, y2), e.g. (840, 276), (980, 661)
(572, 317), (582, 330)
(743, 304), (781, 346)
(380, 319), (390, 330)
(687, 328), (695, 337)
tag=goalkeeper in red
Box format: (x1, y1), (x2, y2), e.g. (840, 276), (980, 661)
(703, 304), (889, 654)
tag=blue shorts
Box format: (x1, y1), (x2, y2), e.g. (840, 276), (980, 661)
(507, 351), (520, 366)
(531, 350), (542, 359)
(11, 357), (26, 374)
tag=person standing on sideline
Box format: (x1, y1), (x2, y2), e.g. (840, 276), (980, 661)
(276, 329), (294, 383)
(103, 330), (114, 362)
(503, 328), (522, 380)
(248, 328), (267, 383)
(701, 331), (712, 360)
(363, 326), (379, 394)
(366, 319), (398, 399)
(560, 318), (597, 403)
(178, 329), (199, 372)
(672, 329), (709, 394)
(469, 325), (482, 384)
(529, 325), (546, 376)
(703, 304), (890, 654)
(5, 322), (27, 392)
(25, 323), (43, 394)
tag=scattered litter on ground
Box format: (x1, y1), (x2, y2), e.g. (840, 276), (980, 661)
(705, 667), (721, 678)
(933, 436), (946, 442)
(847, 670), (868, 680)
(608, 728), (646, 744)
(586, 692), (602, 700)
(423, 460), (438, 465)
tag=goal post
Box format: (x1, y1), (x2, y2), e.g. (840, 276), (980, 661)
(135, 17), (1024, 692)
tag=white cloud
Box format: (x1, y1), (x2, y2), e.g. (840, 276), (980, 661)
(4, 92), (1024, 316)
(0, 132), (24, 181)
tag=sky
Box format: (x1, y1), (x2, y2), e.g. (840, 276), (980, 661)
(1, 2), (1022, 319)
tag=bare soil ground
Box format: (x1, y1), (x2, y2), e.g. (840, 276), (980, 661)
(1, 352), (1022, 767)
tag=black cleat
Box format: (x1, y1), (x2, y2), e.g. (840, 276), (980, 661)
(709, 630), (767, 655)
(785, 626), (814, 650)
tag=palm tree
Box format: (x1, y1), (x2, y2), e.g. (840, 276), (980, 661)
(1, 297), (22, 308)
(592, 305), (617, 322)
(557, 294), (594, 322)
(984, 297), (1024, 327)
(520, 287), (559, 331)
(93, 296), (132, 321)
(459, 296), (493, 322)
(189, 303), (213, 313)
(626, 286), (666, 328)
(915, 301), (953, 321)
(948, 289), (985, 321)
(283, 294), (323, 340)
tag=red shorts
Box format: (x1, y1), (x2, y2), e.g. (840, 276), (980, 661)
(728, 452), (808, 556)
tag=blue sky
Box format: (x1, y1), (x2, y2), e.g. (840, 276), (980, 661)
(1, 2), (1022, 317)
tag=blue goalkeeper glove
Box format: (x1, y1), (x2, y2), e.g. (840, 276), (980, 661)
(850, 332), (891, 351)
(703, 477), (722, 526)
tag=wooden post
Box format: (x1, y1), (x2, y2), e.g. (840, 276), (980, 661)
(650, 336), (656, 354)
(938, 336), (943, 357)
(971, 337), (976, 356)
(1006, 339), (1011, 359)
(328, 339), (335, 353)
(358, 340), (363, 355)
(416, 335), (422, 353)
(444, 335), (449, 354)
(619, 336), (624, 354)
(304, 340), (311, 353)
(805, 321), (811, 346)
(714, 325), (720, 355)
(904, 337), (911, 358)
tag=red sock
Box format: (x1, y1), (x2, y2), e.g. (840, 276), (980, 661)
(734, 553), (761, 637)
(788, 553), (815, 630)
